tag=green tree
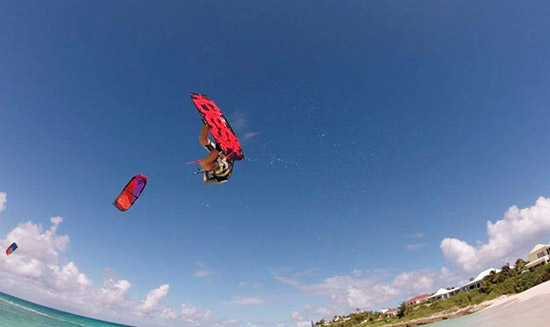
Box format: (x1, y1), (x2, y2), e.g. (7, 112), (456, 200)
(515, 258), (527, 273)
(397, 302), (412, 318)
(501, 264), (514, 278)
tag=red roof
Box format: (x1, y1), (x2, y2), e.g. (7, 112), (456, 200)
(386, 309), (398, 314)
(405, 294), (431, 304)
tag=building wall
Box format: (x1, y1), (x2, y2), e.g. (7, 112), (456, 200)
(528, 245), (550, 262)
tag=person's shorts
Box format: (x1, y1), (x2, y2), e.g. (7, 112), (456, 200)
(203, 140), (223, 153)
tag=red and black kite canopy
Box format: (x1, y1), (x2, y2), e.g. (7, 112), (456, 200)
(190, 93), (244, 160)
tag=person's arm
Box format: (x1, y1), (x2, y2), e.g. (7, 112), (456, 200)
(200, 149), (219, 170)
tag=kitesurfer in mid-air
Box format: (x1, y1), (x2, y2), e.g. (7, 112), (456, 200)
(198, 123), (233, 184)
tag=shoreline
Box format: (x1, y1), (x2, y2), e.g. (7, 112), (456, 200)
(382, 279), (550, 327)
(381, 300), (495, 327)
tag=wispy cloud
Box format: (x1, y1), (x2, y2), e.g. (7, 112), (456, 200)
(229, 111), (248, 130)
(223, 296), (268, 306)
(193, 270), (219, 279)
(274, 273), (400, 310)
(229, 111), (261, 142)
(0, 192), (6, 215)
(244, 132), (262, 141)
(412, 232), (425, 239)
(405, 243), (427, 251)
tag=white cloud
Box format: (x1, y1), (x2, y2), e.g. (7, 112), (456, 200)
(138, 284), (170, 312)
(346, 287), (371, 309)
(160, 308), (178, 320)
(223, 296), (268, 306)
(0, 192), (6, 215)
(0, 218), (133, 323)
(291, 311), (311, 327)
(440, 238), (478, 272)
(193, 270), (218, 278)
(315, 306), (335, 316)
(8, 192), (550, 327)
(392, 271), (434, 294)
(276, 198), (550, 324)
(50, 216), (63, 225)
(253, 282), (262, 289)
(441, 196), (550, 273)
(275, 267), (458, 321)
(274, 273), (400, 312)
(100, 279), (132, 302)
(217, 319), (240, 327)
(181, 302), (212, 322)
(0, 209), (224, 327)
(438, 267), (462, 287)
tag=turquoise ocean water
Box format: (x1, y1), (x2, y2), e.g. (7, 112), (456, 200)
(0, 292), (132, 327)
(424, 315), (478, 327)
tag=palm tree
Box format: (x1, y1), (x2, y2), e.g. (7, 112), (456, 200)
(501, 264), (512, 278)
(515, 258), (527, 273)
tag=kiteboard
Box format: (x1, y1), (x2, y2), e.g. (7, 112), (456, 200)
(190, 93), (244, 161)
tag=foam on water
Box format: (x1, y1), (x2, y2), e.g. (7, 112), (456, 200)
(0, 296), (87, 326)
(0, 292), (131, 327)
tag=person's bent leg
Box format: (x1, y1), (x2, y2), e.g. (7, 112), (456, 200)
(199, 124), (210, 146)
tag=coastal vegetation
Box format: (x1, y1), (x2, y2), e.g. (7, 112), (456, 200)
(314, 261), (550, 327)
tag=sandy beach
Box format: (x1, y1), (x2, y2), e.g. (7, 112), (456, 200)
(452, 278), (550, 327)
(382, 280), (550, 327)
(382, 303), (491, 327)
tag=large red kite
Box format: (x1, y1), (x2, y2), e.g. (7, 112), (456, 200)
(113, 175), (148, 211)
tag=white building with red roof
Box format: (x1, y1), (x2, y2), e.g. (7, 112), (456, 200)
(404, 294), (430, 305)
(385, 308), (398, 316)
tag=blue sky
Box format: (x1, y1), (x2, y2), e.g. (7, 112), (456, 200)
(1, 1), (550, 326)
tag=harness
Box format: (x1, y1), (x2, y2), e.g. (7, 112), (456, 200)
(198, 156), (231, 184)
(192, 142), (235, 184)
(211, 156), (233, 178)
